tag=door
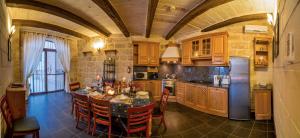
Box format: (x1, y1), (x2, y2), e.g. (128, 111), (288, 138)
(212, 35), (225, 64)
(195, 85), (208, 111)
(29, 40), (65, 94)
(208, 87), (228, 117)
(182, 41), (192, 65)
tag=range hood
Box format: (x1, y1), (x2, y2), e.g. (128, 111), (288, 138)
(161, 42), (180, 63)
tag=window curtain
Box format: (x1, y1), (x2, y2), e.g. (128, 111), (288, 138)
(54, 37), (71, 92)
(23, 32), (47, 86)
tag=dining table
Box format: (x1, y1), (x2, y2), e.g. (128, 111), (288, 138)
(73, 87), (155, 135)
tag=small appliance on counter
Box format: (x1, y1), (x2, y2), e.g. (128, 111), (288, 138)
(133, 72), (147, 80)
(148, 72), (159, 80)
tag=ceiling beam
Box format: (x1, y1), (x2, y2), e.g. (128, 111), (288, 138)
(6, 0), (111, 36)
(146, 0), (159, 38)
(13, 19), (89, 39)
(201, 13), (267, 32)
(165, 0), (234, 40)
(92, 0), (130, 37)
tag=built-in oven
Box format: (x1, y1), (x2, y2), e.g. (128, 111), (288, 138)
(162, 79), (175, 96)
(133, 72), (148, 80)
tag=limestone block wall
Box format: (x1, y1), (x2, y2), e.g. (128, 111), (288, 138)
(0, 0), (12, 136)
(273, 0), (300, 137)
(74, 36), (133, 87)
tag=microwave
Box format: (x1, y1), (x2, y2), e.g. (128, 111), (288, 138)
(133, 72), (147, 80)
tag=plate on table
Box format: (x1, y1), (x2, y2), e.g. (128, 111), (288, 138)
(136, 91), (148, 96)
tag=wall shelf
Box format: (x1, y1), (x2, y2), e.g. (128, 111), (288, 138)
(254, 37), (271, 68)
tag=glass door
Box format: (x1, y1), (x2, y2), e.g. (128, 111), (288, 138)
(29, 41), (65, 94)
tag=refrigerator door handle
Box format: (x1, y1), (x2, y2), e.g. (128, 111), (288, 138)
(229, 60), (232, 72)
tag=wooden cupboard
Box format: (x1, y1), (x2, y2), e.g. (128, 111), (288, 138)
(212, 34), (228, 65)
(133, 80), (161, 101)
(134, 41), (160, 66)
(255, 89), (272, 120)
(175, 82), (185, 104)
(207, 87), (228, 117)
(181, 41), (193, 66)
(195, 85), (208, 112)
(176, 82), (228, 117)
(181, 32), (228, 65)
(6, 84), (26, 120)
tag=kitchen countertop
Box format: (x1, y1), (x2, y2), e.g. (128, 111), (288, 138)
(178, 80), (229, 89)
(253, 84), (272, 90)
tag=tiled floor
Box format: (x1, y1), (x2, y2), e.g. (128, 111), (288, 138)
(25, 92), (276, 138)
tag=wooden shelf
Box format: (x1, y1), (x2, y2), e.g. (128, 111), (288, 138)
(254, 37), (270, 68)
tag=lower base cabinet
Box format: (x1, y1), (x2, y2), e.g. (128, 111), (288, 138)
(255, 89), (272, 120)
(133, 80), (161, 101)
(207, 87), (228, 117)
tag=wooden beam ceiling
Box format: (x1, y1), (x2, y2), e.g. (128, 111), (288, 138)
(6, 0), (111, 36)
(146, 0), (159, 38)
(92, 0), (130, 37)
(13, 19), (89, 39)
(165, 0), (234, 40)
(201, 13), (267, 32)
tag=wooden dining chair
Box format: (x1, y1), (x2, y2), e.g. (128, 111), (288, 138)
(0, 95), (40, 138)
(90, 97), (111, 137)
(152, 88), (170, 130)
(69, 82), (81, 115)
(121, 103), (155, 138)
(73, 93), (91, 133)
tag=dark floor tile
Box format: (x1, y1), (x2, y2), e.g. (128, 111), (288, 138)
(239, 120), (254, 129)
(267, 123), (275, 132)
(162, 134), (182, 138)
(195, 123), (215, 135)
(217, 122), (238, 134)
(232, 127), (251, 137)
(253, 122), (268, 131)
(249, 130), (268, 138)
(206, 130), (229, 138)
(181, 129), (203, 138)
(267, 132), (276, 138)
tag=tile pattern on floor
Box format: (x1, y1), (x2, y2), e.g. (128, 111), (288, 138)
(23, 92), (275, 138)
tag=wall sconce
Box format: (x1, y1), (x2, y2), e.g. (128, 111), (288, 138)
(9, 25), (16, 38)
(93, 38), (105, 52)
(267, 13), (273, 25)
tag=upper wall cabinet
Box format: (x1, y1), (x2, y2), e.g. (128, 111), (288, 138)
(133, 41), (160, 66)
(212, 34), (228, 65)
(181, 32), (228, 65)
(181, 41), (193, 66)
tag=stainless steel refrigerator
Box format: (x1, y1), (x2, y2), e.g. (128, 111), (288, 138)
(229, 56), (250, 120)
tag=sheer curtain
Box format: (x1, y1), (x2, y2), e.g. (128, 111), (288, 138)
(55, 37), (71, 92)
(23, 32), (47, 85)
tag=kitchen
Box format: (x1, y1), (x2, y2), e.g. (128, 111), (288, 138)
(1, 0), (299, 138)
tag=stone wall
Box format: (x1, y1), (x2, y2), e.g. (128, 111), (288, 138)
(0, 0), (12, 136)
(74, 36), (133, 87)
(273, 0), (300, 137)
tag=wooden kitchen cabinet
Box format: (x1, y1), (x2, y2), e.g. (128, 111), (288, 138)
(212, 34), (228, 65)
(184, 83), (195, 107)
(147, 80), (162, 101)
(255, 89), (272, 120)
(191, 37), (212, 59)
(207, 87), (228, 117)
(132, 80), (148, 91)
(195, 85), (208, 111)
(134, 41), (160, 66)
(181, 41), (193, 66)
(175, 82), (185, 104)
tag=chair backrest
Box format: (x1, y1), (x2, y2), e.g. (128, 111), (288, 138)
(127, 103), (154, 130)
(69, 82), (81, 91)
(90, 97), (111, 124)
(159, 88), (170, 113)
(0, 95), (13, 129)
(73, 93), (90, 114)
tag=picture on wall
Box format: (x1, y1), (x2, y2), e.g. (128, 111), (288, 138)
(273, 13), (280, 61)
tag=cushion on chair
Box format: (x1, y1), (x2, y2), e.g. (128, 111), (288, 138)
(13, 117), (40, 132)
